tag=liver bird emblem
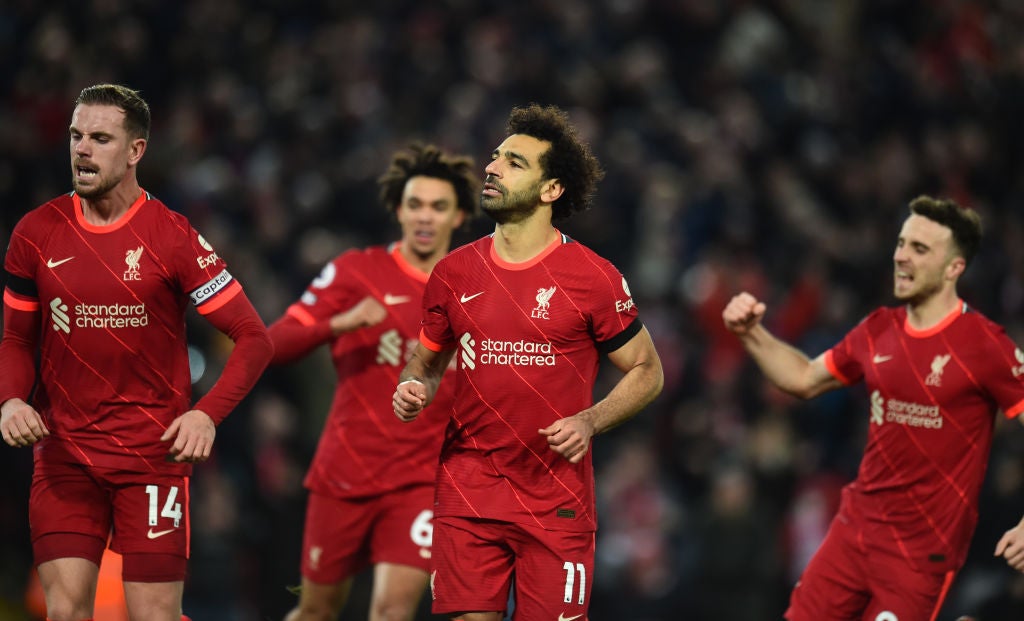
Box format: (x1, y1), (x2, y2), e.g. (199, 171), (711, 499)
(125, 246), (144, 272)
(535, 286), (556, 311)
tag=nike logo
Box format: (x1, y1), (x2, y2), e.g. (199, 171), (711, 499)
(460, 291), (484, 303)
(46, 257), (75, 268)
(558, 614), (583, 621)
(147, 528), (175, 539)
(873, 354), (893, 364)
(384, 294), (412, 305)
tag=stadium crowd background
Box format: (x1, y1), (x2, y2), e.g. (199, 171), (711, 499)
(3, 1), (1024, 619)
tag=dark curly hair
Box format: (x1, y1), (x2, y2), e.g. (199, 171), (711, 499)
(75, 84), (151, 140)
(377, 142), (480, 224)
(908, 195), (981, 266)
(505, 104), (604, 221)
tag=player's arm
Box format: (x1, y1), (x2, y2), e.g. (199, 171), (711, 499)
(0, 276), (49, 447)
(393, 342), (455, 422)
(722, 291), (842, 399)
(268, 296), (386, 364)
(541, 324), (664, 464)
(162, 291), (273, 462)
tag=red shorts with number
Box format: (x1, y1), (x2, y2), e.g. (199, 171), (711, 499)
(30, 460), (190, 581)
(785, 514), (956, 621)
(430, 516), (594, 620)
(300, 484), (435, 584)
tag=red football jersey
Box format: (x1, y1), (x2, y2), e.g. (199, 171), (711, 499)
(824, 302), (1024, 571)
(420, 233), (641, 532)
(2, 192), (242, 475)
(280, 243), (454, 498)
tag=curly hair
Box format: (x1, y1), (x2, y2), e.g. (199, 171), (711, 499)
(75, 84), (151, 140)
(505, 104), (604, 221)
(908, 195), (982, 266)
(377, 142), (480, 223)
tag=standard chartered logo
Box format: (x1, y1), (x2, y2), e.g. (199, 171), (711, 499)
(876, 612), (898, 621)
(870, 390), (942, 429)
(49, 297), (149, 332)
(460, 333), (476, 370)
(50, 298), (70, 333)
(459, 332), (555, 370)
(870, 391), (885, 425)
(376, 329), (404, 366)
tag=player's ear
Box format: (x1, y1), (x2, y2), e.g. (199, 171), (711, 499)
(540, 179), (564, 204)
(946, 255), (966, 281)
(128, 138), (147, 166)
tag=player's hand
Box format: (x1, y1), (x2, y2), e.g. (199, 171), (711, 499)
(722, 292), (767, 336)
(539, 414), (595, 464)
(995, 518), (1024, 572)
(330, 296), (387, 335)
(161, 409), (216, 463)
(393, 379), (426, 422)
(0, 398), (50, 447)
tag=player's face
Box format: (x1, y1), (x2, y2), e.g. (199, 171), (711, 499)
(69, 104), (143, 199)
(396, 175), (465, 260)
(481, 134), (551, 224)
(892, 214), (959, 304)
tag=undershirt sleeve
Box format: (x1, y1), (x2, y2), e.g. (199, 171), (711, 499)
(0, 285), (42, 404)
(267, 310), (334, 364)
(191, 290), (274, 424)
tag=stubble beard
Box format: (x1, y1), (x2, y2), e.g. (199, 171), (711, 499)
(481, 184), (543, 225)
(72, 169), (122, 200)
(894, 276), (941, 307)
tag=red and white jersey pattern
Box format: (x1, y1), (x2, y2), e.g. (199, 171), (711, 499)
(420, 233), (641, 532)
(2, 191), (242, 474)
(825, 302), (1024, 571)
(284, 243), (453, 498)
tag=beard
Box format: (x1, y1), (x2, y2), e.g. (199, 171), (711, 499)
(71, 169), (123, 199)
(480, 179), (543, 225)
(893, 274), (942, 306)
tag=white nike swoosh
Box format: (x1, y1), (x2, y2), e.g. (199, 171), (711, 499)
(384, 294), (412, 305)
(558, 614), (583, 621)
(147, 528), (175, 539)
(46, 257), (75, 268)
(460, 291), (484, 303)
(873, 354), (893, 364)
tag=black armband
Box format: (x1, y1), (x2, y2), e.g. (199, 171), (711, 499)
(3, 270), (37, 297)
(597, 319), (643, 355)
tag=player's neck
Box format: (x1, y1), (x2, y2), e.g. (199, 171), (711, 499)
(398, 242), (444, 275)
(905, 288), (961, 330)
(491, 214), (558, 263)
(80, 179), (142, 226)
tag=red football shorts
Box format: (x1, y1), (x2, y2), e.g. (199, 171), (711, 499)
(785, 514), (955, 621)
(30, 460), (190, 582)
(430, 516), (594, 620)
(300, 484), (435, 584)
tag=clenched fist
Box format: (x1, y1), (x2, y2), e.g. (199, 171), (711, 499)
(722, 292), (767, 336)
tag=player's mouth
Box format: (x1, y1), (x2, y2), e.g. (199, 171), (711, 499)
(482, 178), (503, 197)
(414, 229), (435, 242)
(75, 164), (99, 179)
(895, 269), (912, 283)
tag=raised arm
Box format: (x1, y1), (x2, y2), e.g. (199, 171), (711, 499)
(268, 296), (386, 364)
(540, 324), (664, 464)
(722, 291), (842, 399)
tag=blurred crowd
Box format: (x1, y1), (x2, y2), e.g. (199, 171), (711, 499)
(3, 1), (1024, 619)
